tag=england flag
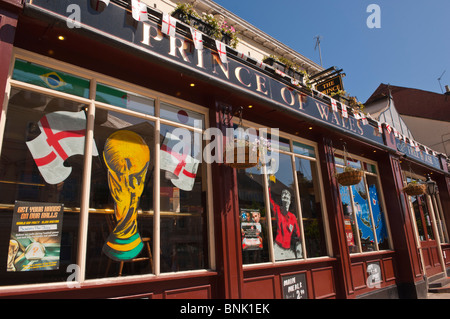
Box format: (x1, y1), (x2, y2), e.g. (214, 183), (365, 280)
(160, 132), (199, 191)
(161, 13), (177, 37)
(131, 0), (148, 22)
(190, 27), (203, 50)
(26, 110), (98, 185)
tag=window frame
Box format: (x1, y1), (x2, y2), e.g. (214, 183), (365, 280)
(237, 118), (332, 267)
(403, 172), (449, 245)
(334, 151), (393, 255)
(0, 48), (215, 290)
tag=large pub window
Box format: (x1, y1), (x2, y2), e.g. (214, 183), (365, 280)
(237, 128), (329, 265)
(405, 174), (449, 245)
(0, 51), (212, 288)
(335, 153), (391, 253)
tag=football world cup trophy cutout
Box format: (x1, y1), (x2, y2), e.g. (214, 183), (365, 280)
(102, 130), (149, 261)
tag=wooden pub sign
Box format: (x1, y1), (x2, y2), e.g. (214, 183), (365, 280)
(316, 75), (344, 96)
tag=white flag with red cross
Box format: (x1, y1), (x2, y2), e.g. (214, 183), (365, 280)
(26, 111), (99, 185)
(360, 113), (368, 125)
(190, 27), (203, 50)
(330, 98), (338, 112)
(160, 132), (199, 191)
(385, 123), (392, 134)
(131, 0), (148, 22)
(341, 103), (348, 118)
(161, 13), (177, 37)
(215, 40), (228, 63)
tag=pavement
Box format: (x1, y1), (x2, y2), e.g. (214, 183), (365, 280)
(426, 276), (450, 299)
(427, 292), (450, 299)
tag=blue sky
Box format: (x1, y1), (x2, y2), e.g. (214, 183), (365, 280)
(214, 1), (450, 103)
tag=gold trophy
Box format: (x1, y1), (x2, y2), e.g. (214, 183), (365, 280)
(7, 239), (19, 271)
(102, 130), (150, 261)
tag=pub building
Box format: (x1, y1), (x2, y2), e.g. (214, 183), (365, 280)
(0, 0), (449, 299)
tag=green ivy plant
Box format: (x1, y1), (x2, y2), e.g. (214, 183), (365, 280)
(172, 3), (239, 48)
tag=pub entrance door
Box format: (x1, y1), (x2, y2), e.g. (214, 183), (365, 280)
(410, 194), (443, 278)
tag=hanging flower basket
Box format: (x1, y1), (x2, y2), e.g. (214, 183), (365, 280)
(403, 182), (426, 196)
(336, 167), (364, 186)
(223, 139), (259, 169)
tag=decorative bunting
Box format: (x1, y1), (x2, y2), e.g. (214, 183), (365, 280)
(341, 103), (348, 118)
(393, 128), (398, 138)
(131, 0), (148, 22)
(215, 40), (228, 63)
(385, 123), (392, 134)
(237, 52), (249, 61)
(360, 113), (368, 125)
(275, 69), (287, 77)
(255, 60), (265, 69)
(161, 13), (177, 37)
(190, 27), (203, 50)
(314, 90), (326, 100)
(330, 98), (338, 112)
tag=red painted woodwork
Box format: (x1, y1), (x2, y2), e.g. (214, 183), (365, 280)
(164, 285), (212, 299)
(349, 252), (397, 297)
(317, 138), (355, 299)
(378, 155), (424, 282)
(311, 267), (336, 299)
(243, 275), (277, 299)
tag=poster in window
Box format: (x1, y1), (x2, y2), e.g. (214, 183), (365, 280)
(344, 218), (355, 247)
(102, 130), (149, 261)
(7, 201), (64, 272)
(240, 209), (263, 251)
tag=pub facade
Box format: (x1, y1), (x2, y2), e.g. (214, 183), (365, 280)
(0, 0), (449, 299)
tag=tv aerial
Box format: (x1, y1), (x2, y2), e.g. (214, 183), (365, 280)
(438, 70), (446, 93)
(314, 35), (323, 67)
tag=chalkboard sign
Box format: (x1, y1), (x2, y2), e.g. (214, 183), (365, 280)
(281, 273), (308, 299)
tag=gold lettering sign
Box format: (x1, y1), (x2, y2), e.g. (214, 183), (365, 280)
(316, 75), (343, 96)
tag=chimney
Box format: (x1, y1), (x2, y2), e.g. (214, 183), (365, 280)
(445, 85), (450, 95)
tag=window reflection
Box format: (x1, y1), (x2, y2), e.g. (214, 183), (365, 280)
(0, 88), (83, 285)
(351, 179), (376, 252)
(159, 124), (207, 272)
(339, 179), (359, 254)
(269, 153), (303, 261)
(336, 156), (390, 253)
(86, 109), (155, 278)
(295, 158), (327, 257)
(237, 166), (269, 264)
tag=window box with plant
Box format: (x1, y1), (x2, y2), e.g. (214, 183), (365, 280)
(263, 55), (305, 82)
(330, 90), (365, 112)
(171, 3), (239, 48)
(263, 55), (312, 90)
